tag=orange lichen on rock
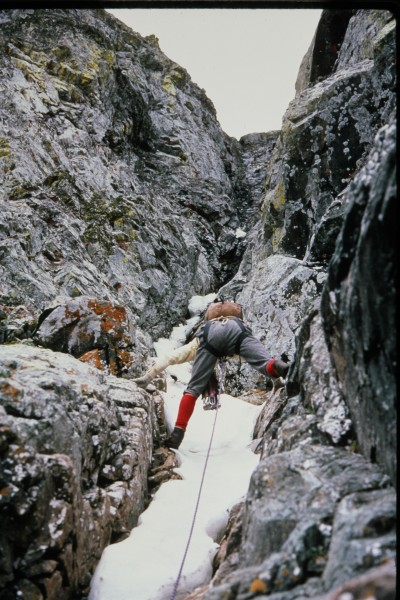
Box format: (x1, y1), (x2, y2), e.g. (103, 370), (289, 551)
(79, 349), (107, 371)
(88, 299), (127, 331)
(79, 347), (134, 376)
(249, 577), (268, 594)
(1, 381), (22, 402)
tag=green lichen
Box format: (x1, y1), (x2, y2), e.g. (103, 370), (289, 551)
(51, 61), (78, 82)
(0, 141), (10, 159)
(79, 71), (95, 86)
(9, 183), (36, 200)
(11, 41), (49, 68)
(70, 287), (81, 297)
(145, 34), (160, 47)
(81, 195), (109, 223)
(11, 57), (38, 82)
(112, 213), (138, 246)
(113, 217), (125, 229)
(47, 60), (95, 90)
(43, 171), (67, 187)
(272, 227), (284, 252)
(170, 66), (187, 89)
(52, 46), (72, 61)
(81, 195), (138, 255)
(162, 74), (176, 111)
(110, 198), (136, 223)
(272, 182), (286, 210)
(102, 50), (116, 66)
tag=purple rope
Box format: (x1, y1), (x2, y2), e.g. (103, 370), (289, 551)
(168, 405), (220, 600)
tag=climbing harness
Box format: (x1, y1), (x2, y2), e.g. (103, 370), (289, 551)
(202, 380), (221, 410)
(202, 358), (225, 410)
(168, 399), (220, 600)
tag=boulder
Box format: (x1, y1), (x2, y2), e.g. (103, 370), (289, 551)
(0, 343), (164, 598)
(206, 445), (395, 600)
(34, 296), (140, 376)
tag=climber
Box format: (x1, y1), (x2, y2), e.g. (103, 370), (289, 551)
(133, 299), (290, 449)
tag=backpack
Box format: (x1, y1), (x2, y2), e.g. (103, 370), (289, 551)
(184, 296), (244, 344)
(205, 299), (243, 321)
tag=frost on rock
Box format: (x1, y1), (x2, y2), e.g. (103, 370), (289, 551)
(0, 343), (162, 597)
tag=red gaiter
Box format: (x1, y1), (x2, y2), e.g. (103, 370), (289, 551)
(175, 393), (197, 430)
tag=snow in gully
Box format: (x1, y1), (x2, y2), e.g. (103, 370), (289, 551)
(89, 294), (262, 600)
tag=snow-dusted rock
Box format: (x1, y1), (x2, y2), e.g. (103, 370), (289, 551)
(0, 343), (164, 597)
(0, 7), (396, 600)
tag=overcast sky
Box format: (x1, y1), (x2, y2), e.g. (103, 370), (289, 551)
(107, 8), (322, 139)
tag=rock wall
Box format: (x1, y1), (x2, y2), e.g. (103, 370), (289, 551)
(201, 8), (397, 600)
(0, 8), (268, 340)
(321, 119), (396, 485)
(0, 8), (272, 597)
(220, 8), (396, 389)
(0, 7), (396, 600)
(205, 121), (396, 600)
(0, 343), (165, 599)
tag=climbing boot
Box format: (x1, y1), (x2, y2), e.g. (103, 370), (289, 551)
(164, 427), (185, 449)
(266, 357), (290, 379)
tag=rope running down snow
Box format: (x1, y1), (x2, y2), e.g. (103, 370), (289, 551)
(168, 402), (220, 600)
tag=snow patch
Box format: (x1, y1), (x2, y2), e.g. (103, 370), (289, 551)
(89, 294), (262, 600)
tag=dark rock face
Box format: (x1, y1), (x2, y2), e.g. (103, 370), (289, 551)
(295, 10), (355, 93)
(205, 383), (395, 600)
(260, 9), (396, 264)
(0, 8), (256, 339)
(210, 447), (394, 599)
(238, 131), (280, 214)
(0, 344), (165, 599)
(321, 120), (396, 484)
(202, 8), (397, 600)
(218, 8), (395, 394)
(0, 7), (396, 600)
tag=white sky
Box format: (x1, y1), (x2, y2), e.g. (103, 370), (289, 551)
(107, 8), (322, 139)
(89, 294), (263, 600)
